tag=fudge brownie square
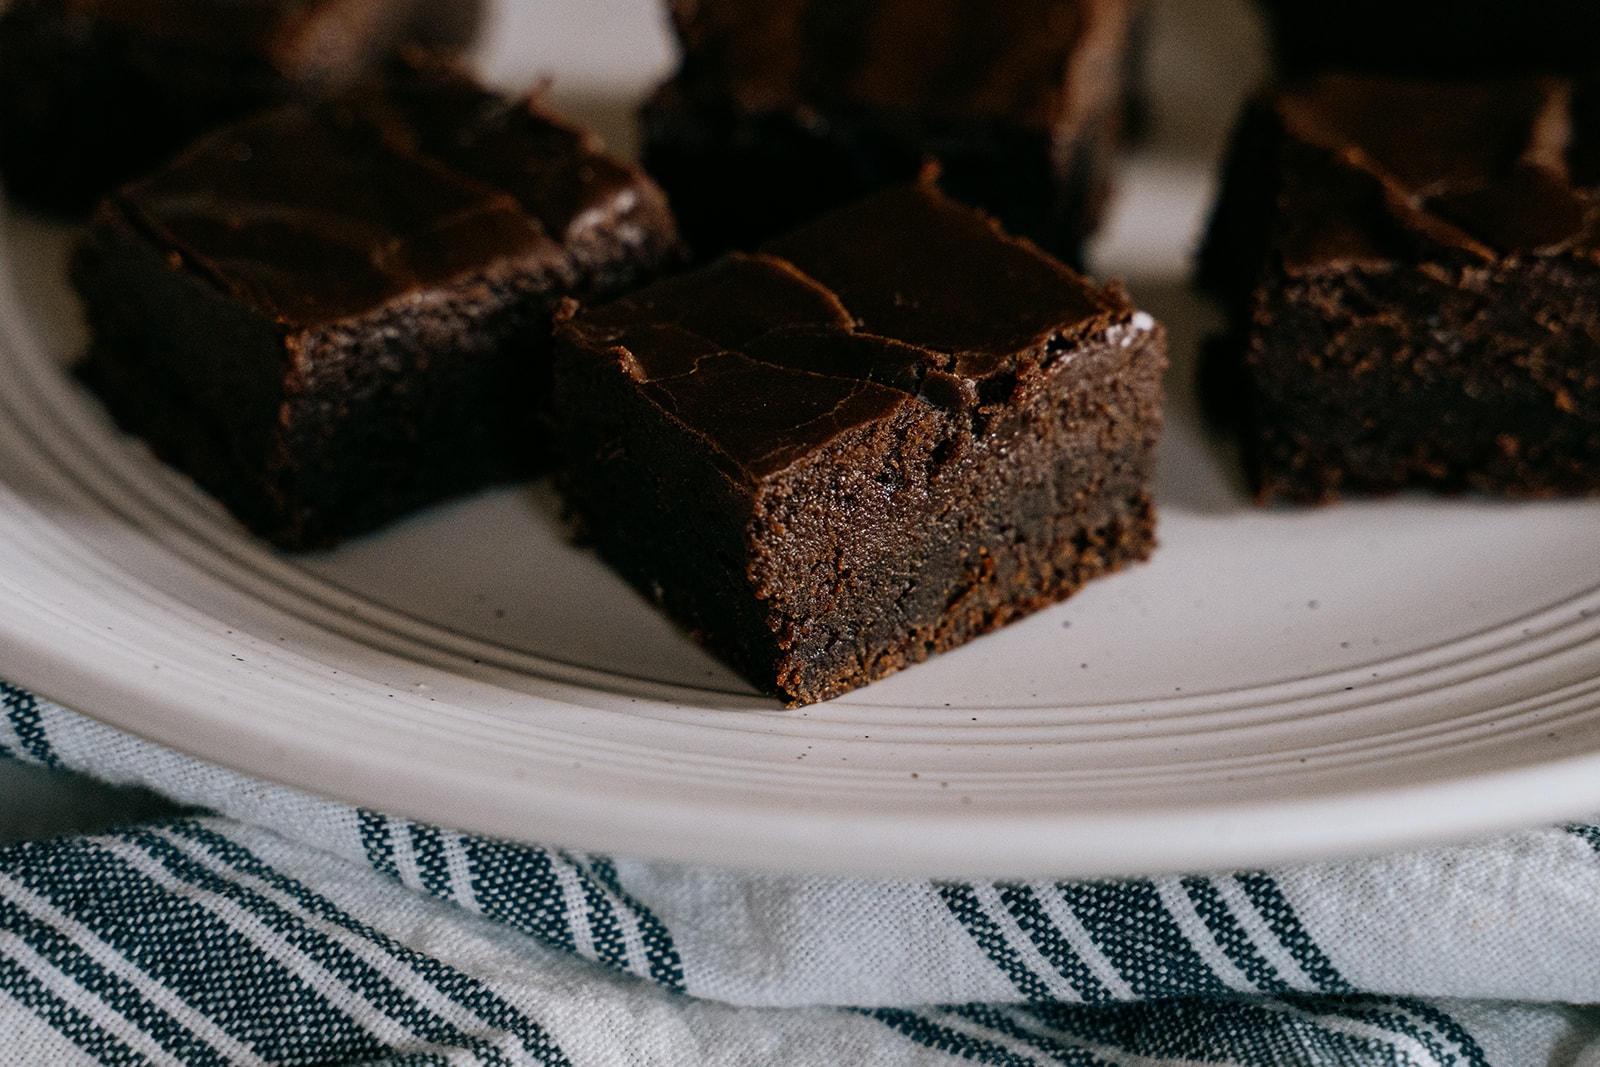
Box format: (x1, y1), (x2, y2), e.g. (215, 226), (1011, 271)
(553, 177), (1165, 705)
(72, 83), (682, 550)
(1196, 74), (1600, 503)
(1254, 0), (1600, 79)
(638, 0), (1147, 264)
(369, 68), (683, 301)
(0, 0), (483, 213)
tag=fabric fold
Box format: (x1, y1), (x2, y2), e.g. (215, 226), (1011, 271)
(2, 679), (1599, 1065)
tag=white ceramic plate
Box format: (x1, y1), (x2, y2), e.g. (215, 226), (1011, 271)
(3, 0), (1599, 879)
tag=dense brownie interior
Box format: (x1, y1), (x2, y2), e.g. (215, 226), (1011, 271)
(555, 179), (1164, 705)
(1198, 74), (1600, 502)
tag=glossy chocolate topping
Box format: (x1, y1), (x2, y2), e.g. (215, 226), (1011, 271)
(1274, 74), (1600, 271)
(374, 71), (666, 251)
(106, 66), (679, 329)
(763, 180), (1124, 370)
(114, 104), (557, 326)
(638, 350), (913, 481)
(565, 180), (1135, 479)
(570, 253), (852, 353)
(666, 0), (1136, 129)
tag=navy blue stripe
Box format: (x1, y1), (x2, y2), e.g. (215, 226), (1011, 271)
(0, 681), (57, 768)
(0, 740), (17, 761)
(946, 1005), (1112, 1066)
(122, 826), (527, 1067)
(1565, 823), (1600, 853)
(997, 887), (1112, 1003)
(1305, 995), (1491, 1067)
(1052, 881), (1231, 998)
(1181, 876), (1294, 994)
(1026, 996), (1430, 1065)
(586, 856), (686, 991)
(167, 821), (570, 1067)
(1233, 874), (1353, 994)
(457, 839), (576, 955)
(557, 852), (629, 972)
(409, 824), (458, 899)
(0, 890), (227, 1065)
(1396, 998), (1493, 1067)
(3, 830), (392, 1064)
(0, 947), (151, 1065)
(858, 1007), (1046, 1066)
(358, 810), (399, 879)
(938, 884), (1057, 1002)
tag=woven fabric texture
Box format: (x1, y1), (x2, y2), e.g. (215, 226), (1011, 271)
(2, 679), (1598, 1065)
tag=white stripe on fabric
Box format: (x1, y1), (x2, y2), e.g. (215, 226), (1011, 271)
(1027, 883), (1136, 1000)
(0, 931), (182, 1067)
(97, 836), (429, 1053)
(970, 885), (1085, 1003)
(0, 703), (28, 756)
(0, 984), (110, 1067)
(566, 853), (651, 980)
(387, 818), (428, 894)
(0, 870), (258, 1067)
(151, 828), (517, 1051)
(1152, 878), (1257, 993)
(1208, 876), (1319, 993)
(440, 832), (483, 916)
(602, 889), (652, 982)
(1263, 1000), (1450, 1065)
(550, 858), (596, 961)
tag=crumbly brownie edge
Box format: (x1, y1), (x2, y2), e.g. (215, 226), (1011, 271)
(763, 317), (1165, 704)
(553, 312), (1164, 706)
(73, 201), (561, 549)
(549, 328), (937, 701)
(1245, 254), (1600, 502)
(561, 183), (688, 302)
(1199, 76), (1600, 503)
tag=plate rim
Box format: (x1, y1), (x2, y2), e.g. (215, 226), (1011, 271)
(5, 198), (1600, 880)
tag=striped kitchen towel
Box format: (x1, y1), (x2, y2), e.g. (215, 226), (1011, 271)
(1, 678), (1598, 1066)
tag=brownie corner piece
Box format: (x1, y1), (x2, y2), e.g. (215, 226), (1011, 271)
(553, 180), (1165, 705)
(638, 0), (1147, 263)
(72, 84), (681, 550)
(370, 63), (686, 297)
(1197, 73), (1600, 503)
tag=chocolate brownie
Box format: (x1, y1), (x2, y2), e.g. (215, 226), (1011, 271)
(0, 0), (483, 213)
(1254, 0), (1600, 78)
(553, 177), (1165, 705)
(1196, 74), (1600, 503)
(368, 70), (682, 300)
(638, 0), (1147, 264)
(72, 81), (682, 549)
